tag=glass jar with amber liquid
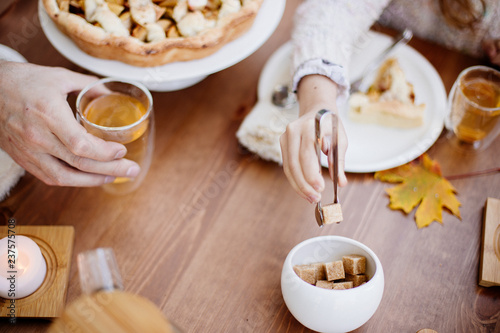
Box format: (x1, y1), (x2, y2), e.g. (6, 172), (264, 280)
(76, 78), (154, 194)
(447, 66), (500, 149)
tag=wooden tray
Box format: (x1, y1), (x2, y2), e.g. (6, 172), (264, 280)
(479, 198), (500, 287)
(0, 225), (75, 318)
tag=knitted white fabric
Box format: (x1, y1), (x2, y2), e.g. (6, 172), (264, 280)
(291, 0), (390, 92)
(0, 45), (27, 201)
(0, 149), (24, 201)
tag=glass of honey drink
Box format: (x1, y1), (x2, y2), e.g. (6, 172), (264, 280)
(446, 65), (500, 150)
(76, 78), (154, 195)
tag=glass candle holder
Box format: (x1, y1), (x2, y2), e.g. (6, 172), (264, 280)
(77, 248), (123, 295)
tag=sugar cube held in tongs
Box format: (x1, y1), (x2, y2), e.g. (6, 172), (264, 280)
(314, 110), (343, 226)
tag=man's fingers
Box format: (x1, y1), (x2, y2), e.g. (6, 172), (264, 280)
(42, 71), (126, 163)
(42, 133), (140, 179)
(46, 100), (127, 162)
(57, 67), (98, 93)
(36, 154), (116, 187)
(64, 130), (127, 162)
(9, 128), (140, 185)
(9, 148), (116, 187)
(66, 155), (141, 180)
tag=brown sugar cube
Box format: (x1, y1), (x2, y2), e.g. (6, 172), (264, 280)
(342, 254), (366, 275)
(332, 281), (353, 290)
(322, 203), (343, 224)
(315, 280), (333, 289)
(345, 274), (367, 287)
(293, 265), (317, 285)
(311, 262), (326, 281)
(325, 260), (345, 281)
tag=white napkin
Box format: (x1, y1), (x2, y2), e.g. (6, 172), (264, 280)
(236, 41), (300, 164)
(0, 149), (24, 201)
(236, 101), (298, 164)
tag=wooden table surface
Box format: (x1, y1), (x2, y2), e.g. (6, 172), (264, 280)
(1, 0), (499, 332)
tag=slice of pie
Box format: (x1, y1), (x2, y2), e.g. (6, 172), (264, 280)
(348, 58), (425, 128)
(42, 0), (263, 67)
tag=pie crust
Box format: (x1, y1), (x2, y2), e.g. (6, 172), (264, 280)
(348, 58), (425, 128)
(42, 0), (263, 67)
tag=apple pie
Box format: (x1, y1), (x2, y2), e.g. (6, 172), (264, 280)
(42, 0), (263, 66)
(348, 58), (425, 128)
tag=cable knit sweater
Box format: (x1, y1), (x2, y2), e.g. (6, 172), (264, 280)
(292, 0), (500, 98)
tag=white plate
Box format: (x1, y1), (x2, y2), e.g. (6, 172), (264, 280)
(0, 44), (27, 63)
(38, 0), (285, 91)
(259, 32), (447, 173)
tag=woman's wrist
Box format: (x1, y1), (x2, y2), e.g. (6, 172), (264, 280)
(296, 74), (339, 116)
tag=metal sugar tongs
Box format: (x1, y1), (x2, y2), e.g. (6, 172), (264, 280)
(314, 110), (343, 227)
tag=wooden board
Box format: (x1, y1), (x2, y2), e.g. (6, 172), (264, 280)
(0, 226), (75, 318)
(479, 198), (500, 287)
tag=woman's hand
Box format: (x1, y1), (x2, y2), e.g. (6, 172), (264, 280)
(280, 75), (348, 204)
(0, 61), (140, 186)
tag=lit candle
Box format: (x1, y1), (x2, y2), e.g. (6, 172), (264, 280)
(0, 235), (47, 299)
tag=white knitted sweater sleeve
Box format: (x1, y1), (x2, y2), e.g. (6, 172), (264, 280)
(291, 0), (391, 101)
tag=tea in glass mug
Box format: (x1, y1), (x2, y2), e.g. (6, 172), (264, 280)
(76, 78), (154, 194)
(447, 66), (500, 149)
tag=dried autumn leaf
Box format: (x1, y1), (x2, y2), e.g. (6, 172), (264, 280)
(374, 154), (461, 228)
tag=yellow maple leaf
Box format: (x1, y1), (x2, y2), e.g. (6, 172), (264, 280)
(374, 154), (461, 228)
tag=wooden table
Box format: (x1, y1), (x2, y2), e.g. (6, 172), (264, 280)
(1, 0), (499, 332)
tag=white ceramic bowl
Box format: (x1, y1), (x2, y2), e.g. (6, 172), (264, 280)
(281, 236), (384, 333)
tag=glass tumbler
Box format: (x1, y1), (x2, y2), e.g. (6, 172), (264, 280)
(76, 78), (155, 194)
(446, 65), (500, 150)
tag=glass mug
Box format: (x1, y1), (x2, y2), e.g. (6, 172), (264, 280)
(446, 65), (500, 150)
(76, 78), (154, 194)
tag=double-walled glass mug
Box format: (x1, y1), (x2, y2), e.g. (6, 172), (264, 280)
(76, 78), (155, 195)
(446, 65), (500, 150)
